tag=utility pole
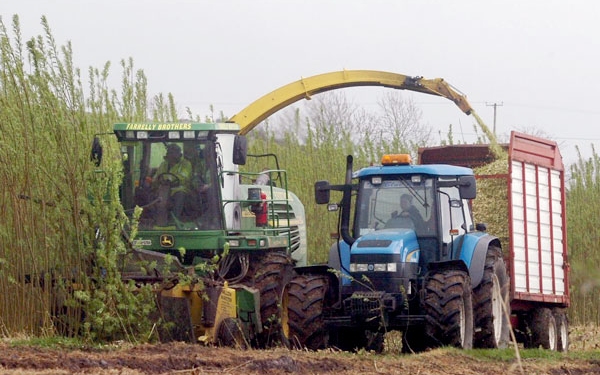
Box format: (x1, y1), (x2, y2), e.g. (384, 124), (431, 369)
(486, 102), (503, 135)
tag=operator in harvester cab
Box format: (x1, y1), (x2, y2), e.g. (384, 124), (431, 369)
(385, 193), (426, 231)
(183, 143), (211, 216)
(153, 143), (192, 220)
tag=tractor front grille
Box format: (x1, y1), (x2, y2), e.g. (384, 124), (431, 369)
(346, 291), (385, 315)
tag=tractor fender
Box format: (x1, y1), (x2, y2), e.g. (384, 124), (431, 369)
(327, 241), (352, 285)
(427, 259), (469, 274)
(461, 234), (500, 288)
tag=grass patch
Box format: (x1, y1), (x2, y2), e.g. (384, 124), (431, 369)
(464, 347), (600, 362)
(6, 336), (87, 349)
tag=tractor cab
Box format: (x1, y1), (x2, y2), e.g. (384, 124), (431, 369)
(353, 154), (475, 263)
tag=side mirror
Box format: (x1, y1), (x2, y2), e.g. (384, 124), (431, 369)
(233, 135), (247, 165)
(459, 175), (476, 200)
(315, 180), (331, 204)
(90, 137), (103, 167)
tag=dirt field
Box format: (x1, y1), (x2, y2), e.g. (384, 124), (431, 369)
(1, 340), (600, 375)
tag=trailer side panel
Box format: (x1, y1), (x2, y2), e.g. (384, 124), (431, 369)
(509, 132), (569, 307)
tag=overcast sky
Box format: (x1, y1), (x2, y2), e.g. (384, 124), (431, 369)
(3, 0), (600, 167)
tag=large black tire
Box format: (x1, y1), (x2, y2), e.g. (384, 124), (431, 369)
(250, 252), (295, 348)
(217, 317), (248, 349)
(473, 245), (511, 348)
(526, 307), (557, 350)
(553, 308), (569, 352)
(422, 269), (473, 349)
(288, 274), (328, 350)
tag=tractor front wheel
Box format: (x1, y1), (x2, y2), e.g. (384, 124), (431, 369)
(287, 274), (328, 350)
(422, 269), (473, 349)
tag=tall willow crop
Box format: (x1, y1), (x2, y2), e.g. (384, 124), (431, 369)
(566, 147), (600, 325)
(0, 15), (175, 341)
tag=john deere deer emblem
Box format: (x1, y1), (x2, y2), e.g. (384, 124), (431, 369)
(160, 234), (174, 248)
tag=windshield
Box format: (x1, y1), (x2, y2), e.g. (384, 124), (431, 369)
(120, 140), (222, 230)
(355, 176), (436, 237)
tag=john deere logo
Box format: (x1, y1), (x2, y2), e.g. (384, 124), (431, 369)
(160, 234), (174, 248)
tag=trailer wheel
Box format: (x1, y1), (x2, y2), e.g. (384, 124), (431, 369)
(473, 245), (511, 348)
(251, 251), (294, 348)
(553, 309), (569, 352)
(287, 274), (328, 350)
(423, 269), (473, 349)
(526, 307), (557, 350)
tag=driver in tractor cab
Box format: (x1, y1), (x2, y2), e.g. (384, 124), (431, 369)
(153, 143), (192, 220)
(385, 193), (426, 231)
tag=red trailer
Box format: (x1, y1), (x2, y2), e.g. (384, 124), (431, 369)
(419, 131), (570, 351)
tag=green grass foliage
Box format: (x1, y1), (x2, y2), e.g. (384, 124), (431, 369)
(566, 147), (600, 325)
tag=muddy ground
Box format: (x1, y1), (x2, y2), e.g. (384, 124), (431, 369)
(1, 340), (600, 375)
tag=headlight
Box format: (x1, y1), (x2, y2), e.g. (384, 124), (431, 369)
(350, 263), (397, 272)
(374, 263), (386, 272)
(349, 263), (369, 272)
(357, 264), (369, 272)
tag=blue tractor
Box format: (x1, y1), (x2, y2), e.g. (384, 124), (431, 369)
(291, 153), (511, 352)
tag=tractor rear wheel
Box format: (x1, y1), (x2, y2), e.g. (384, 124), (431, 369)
(526, 307), (557, 350)
(250, 251), (294, 348)
(422, 269), (473, 349)
(473, 245), (511, 348)
(287, 274), (328, 350)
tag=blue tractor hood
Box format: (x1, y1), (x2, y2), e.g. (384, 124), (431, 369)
(351, 229), (420, 263)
